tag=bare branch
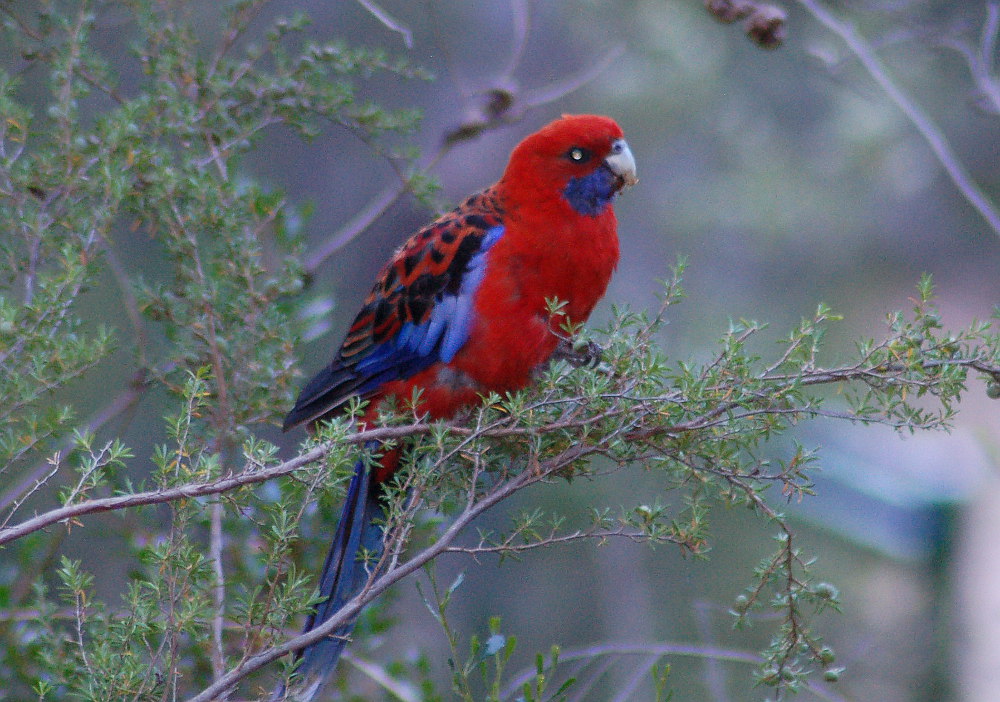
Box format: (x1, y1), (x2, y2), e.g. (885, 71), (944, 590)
(442, 525), (669, 556)
(302, 181), (406, 274)
(938, 3), (1000, 115)
(504, 0), (531, 77)
(797, 0), (1000, 237)
(341, 651), (420, 702)
(185, 447), (593, 702)
(521, 45), (626, 110)
(0, 443), (318, 547)
(355, 0), (412, 48)
(210, 500), (226, 683)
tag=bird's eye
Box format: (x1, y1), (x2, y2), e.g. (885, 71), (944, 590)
(566, 147), (592, 163)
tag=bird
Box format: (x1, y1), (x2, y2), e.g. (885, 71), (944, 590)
(277, 114), (637, 700)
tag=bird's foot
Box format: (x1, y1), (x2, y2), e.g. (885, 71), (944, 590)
(551, 338), (603, 368)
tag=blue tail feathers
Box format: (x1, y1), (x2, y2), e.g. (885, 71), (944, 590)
(274, 456), (386, 701)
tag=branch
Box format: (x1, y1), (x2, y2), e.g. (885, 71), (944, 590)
(0, 363), (168, 521)
(5, 344), (995, 548)
(355, 0), (412, 48)
(185, 443), (599, 702)
(938, 3), (1000, 116)
(209, 500), (226, 682)
(797, 0), (1000, 237)
(0, 443), (320, 547)
(442, 525), (669, 556)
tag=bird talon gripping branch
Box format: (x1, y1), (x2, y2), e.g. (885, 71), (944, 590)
(551, 337), (605, 368)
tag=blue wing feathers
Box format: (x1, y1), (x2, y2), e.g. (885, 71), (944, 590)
(283, 199), (506, 431)
(439, 224), (504, 363)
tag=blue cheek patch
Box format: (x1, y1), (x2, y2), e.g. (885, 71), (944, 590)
(563, 167), (618, 217)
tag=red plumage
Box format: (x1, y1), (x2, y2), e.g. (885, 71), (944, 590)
(286, 114), (635, 434)
(278, 114), (636, 700)
(450, 115), (627, 393)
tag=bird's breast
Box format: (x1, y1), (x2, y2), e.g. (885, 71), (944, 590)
(450, 213), (618, 392)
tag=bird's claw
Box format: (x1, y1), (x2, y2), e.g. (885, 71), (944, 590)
(552, 338), (604, 368)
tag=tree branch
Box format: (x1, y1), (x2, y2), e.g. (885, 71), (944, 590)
(797, 0), (1000, 237)
(186, 444), (597, 701)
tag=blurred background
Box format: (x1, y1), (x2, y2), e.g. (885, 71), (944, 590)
(6, 0), (1000, 700)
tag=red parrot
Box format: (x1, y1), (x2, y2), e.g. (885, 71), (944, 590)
(278, 114), (636, 700)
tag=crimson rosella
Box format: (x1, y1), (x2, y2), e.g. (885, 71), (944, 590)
(278, 114), (637, 700)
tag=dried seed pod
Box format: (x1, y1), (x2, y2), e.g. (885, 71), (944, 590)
(746, 4), (787, 49)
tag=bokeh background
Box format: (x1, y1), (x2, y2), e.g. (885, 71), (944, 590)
(6, 1), (1000, 700)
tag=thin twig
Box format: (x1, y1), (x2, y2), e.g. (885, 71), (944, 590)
(210, 500), (226, 683)
(0, 364), (161, 517)
(974, 2), (1000, 113)
(501, 642), (760, 700)
(184, 448), (585, 702)
(341, 651), (420, 702)
(610, 654), (658, 702)
(355, 0), (412, 48)
(442, 525), (671, 556)
(521, 45), (625, 108)
(501, 0), (530, 78)
(938, 3), (1000, 115)
(797, 0), (1000, 237)
(302, 181), (407, 273)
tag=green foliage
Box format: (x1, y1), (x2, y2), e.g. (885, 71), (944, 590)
(0, 1), (426, 699)
(416, 568), (574, 702)
(1, 2), (999, 702)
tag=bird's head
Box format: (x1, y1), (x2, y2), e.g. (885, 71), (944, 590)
(501, 114), (637, 217)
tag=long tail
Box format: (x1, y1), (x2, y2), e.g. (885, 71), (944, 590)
(274, 457), (386, 701)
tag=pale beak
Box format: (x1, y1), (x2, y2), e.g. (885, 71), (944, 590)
(605, 138), (638, 188)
